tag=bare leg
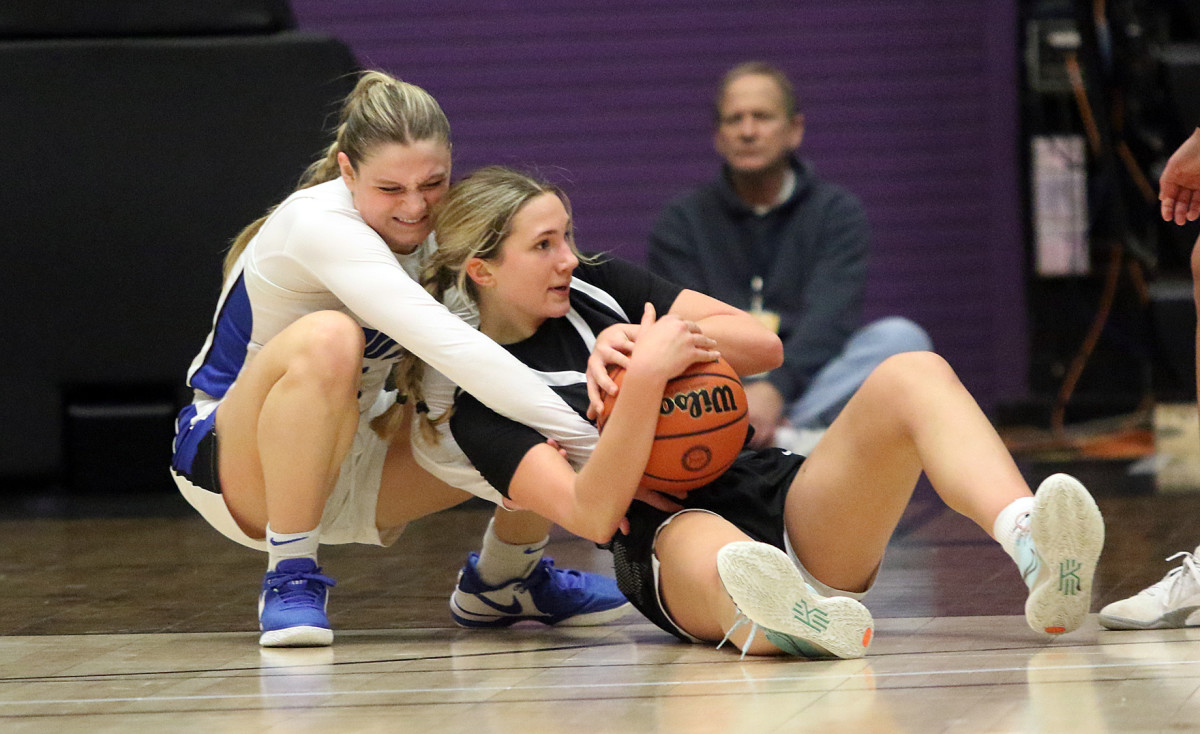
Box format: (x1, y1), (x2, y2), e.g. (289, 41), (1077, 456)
(217, 311), (365, 538)
(786, 351), (1032, 593)
(655, 511), (783, 654)
(372, 410), (552, 547)
(491, 508), (554, 545)
(374, 409), (474, 531)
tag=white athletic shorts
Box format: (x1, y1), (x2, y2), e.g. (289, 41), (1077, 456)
(170, 389), (399, 551)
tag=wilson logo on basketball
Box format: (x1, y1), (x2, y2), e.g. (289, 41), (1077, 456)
(599, 357), (748, 492)
(660, 385), (739, 419)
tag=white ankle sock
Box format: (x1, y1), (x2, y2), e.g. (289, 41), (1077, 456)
(266, 525), (320, 570)
(993, 496), (1035, 561)
(475, 517), (547, 586)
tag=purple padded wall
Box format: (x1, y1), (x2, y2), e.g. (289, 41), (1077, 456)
(290, 1), (1024, 408)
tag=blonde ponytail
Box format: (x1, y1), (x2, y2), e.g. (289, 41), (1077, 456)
(222, 70), (452, 279)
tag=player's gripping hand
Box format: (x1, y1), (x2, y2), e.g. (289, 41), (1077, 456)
(585, 323), (638, 420)
(625, 303), (719, 383)
(584, 306), (717, 420)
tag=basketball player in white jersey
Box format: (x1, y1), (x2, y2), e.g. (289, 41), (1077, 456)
(170, 72), (629, 647)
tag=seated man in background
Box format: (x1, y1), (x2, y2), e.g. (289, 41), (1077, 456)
(648, 61), (930, 454)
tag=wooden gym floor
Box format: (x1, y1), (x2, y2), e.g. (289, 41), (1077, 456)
(1, 454), (1199, 733)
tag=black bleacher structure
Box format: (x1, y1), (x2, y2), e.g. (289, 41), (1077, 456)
(0, 1), (297, 38)
(0, 3), (357, 489)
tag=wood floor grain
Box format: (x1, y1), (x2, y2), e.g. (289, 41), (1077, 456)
(0, 459), (1197, 732)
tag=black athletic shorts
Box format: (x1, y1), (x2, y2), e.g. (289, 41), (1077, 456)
(605, 447), (805, 641)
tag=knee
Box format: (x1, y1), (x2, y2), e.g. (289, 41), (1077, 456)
(863, 316), (932, 354)
(289, 311), (365, 390)
(866, 351), (957, 395)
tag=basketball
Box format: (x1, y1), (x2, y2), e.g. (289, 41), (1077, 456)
(598, 356), (748, 492)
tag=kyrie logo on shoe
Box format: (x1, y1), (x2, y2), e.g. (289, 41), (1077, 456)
(1058, 560), (1082, 595)
(478, 595), (523, 616)
(792, 600), (830, 633)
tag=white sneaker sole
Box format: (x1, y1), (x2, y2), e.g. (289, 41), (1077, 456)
(1026, 473), (1105, 635)
(554, 601), (635, 627)
(716, 541), (873, 659)
(1097, 605), (1200, 630)
(259, 626), (334, 647)
(449, 593), (634, 627)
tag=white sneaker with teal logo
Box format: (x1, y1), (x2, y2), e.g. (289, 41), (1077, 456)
(1098, 546), (1200, 630)
(1014, 474), (1105, 635)
(715, 541), (873, 659)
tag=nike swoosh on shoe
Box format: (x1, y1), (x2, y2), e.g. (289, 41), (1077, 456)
(478, 596), (523, 615)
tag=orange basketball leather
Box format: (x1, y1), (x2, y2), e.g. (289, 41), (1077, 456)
(598, 357), (748, 492)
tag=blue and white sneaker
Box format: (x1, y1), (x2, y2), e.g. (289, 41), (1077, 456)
(258, 558), (337, 647)
(715, 541), (873, 660)
(449, 553), (632, 627)
(1015, 473), (1105, 635)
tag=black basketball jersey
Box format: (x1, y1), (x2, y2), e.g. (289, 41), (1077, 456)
(450, 255), (802, 641)
(450, 256), (682, 497)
